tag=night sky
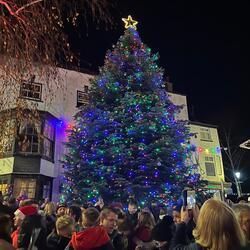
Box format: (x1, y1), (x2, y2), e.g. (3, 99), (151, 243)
(69, 1), (250, 191)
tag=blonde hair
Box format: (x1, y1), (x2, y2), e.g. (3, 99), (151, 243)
(44, 202), (56, 216)
(193, 199), (246, 250)
(137, 211), (155, 230)
(56, 215), (74, 231)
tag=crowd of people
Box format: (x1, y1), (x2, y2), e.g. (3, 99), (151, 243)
(1, 190), (250, 250)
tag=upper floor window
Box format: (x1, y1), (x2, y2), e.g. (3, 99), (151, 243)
(43, 120), (55, 160)
(204, 156), (216, 176)
(77, 90), (89, 107)
(200, 128), (212, 141)
(18, 122), (41, 154)
(20, 78), (42, 101)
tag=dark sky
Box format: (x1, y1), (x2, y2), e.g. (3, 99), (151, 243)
(69, 1), (250, 190)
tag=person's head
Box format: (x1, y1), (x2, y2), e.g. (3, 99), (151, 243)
(233, 204), (250, 242)
(117, 216), (133, 236)
(172, 204), (181, 224)
(152, 215), (175, 245)
(44, 202), (56, 216)
(128, 199), (138, 215)
(14, 205), (38, 227)
(193, 199), (246, 250)
(0, 214), (12, 238)
(137, 211), (156, 230)
(8, 196), (17, 207)
(56, 204), (67, 217)
(56, 215), (75, 238)
(67, 205), (82, 223)
(82, 207), (100, 228)
(100, 207), (118, 234)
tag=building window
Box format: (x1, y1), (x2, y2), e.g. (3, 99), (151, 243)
(84, 85), (89, 93)
(18, 122), (41, 154)
(216, 155), (222, 175)
(205, 156), (216, 176)
(77, 90), (89, 107)
(20, 80), (42, 101)
(0, 119), (15, 156)
(0, 180), (8, 195)
(43, 181), (51, 199)
(200, 128), (212, 141)
(13, 178), (36, 199)
(43, 120), (55, 160)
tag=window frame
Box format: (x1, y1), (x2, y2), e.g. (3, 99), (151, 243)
(200, 127), (212, 142)
(17, 122), (41, 155)
(20, 80), (43, 102)
(204, 156), (216, 177)
(76, 90), (89, 107)
(42, 120), (55, 161)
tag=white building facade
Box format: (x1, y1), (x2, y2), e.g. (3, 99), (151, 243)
(0, 68), (230, 201)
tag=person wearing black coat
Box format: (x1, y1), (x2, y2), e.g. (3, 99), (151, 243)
(17, 213), (47, 250)
(47, 215), (74, 250)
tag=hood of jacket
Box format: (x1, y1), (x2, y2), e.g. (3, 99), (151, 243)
(71, 226), (110, 250)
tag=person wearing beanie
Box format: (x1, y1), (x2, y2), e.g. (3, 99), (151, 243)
(11, 205), (38, 248)
(56, 203), (68, 218)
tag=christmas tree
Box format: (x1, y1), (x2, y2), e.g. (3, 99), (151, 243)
(61, 16), (200, 206)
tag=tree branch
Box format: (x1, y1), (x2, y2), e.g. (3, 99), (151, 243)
(16, 0), (44, 14)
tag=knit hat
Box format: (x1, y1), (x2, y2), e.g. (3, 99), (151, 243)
(56, 203), (67, 212)
(14, 205), (38, 220)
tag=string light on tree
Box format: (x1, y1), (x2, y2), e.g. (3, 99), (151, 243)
(61, 16), (202, 205)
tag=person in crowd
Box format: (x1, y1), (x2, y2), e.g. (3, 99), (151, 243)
(41, 197), (50, 209)
(171, 199), (247, 250)
(233, 203), (250, 244)
(0, 214), (15, 250)
(6, 197), (18, 215)
(0, 192), (13, 217)
(67, 205), (82, 232)
(100, 207), (126, 249)
(16, 189), (28, 204)
(47, 214), (75, 250)
(158, 207), (168, 221)
(110, 202), (125, 219)
(17, 208), (47, 250)
(44, 202), (57, 234)
(133, 210), (156, 249)
(117, 216), (135, 250)
(152, 215), (175, 250)
(11, 205), (38, 248)
(69, 207), (114, 250)
(127, 198), (139, 228)
(56, 203), (68, 218)
(172, 202), (197, 242)
(172, 204), (182, 225)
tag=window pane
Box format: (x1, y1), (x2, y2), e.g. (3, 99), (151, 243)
(44, 121), (54, 140)
(20, 81), (42, 101)
(13, 178), (36, 199)
(43, 138), (52, 158)
(205, 162), (216, 176)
